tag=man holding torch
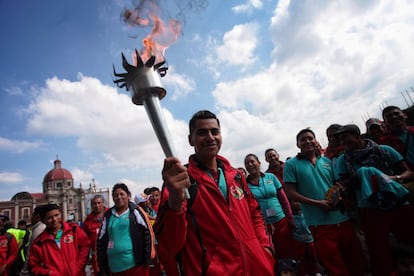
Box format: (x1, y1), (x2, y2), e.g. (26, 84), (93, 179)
(154, 110), (275, 276)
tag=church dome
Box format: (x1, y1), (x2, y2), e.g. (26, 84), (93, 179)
(43, 159), (73, 182)
(11, 192), (33, 201)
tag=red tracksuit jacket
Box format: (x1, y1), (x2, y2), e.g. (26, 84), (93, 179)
(156, 155), (275, 276)
(0, 232), (18, 276)
(28, 222), (90, 276)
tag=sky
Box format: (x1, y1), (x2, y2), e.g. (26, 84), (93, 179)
(1, 0), (414, 201)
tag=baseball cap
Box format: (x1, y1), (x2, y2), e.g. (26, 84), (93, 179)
(134, 193), (151, 205)
(366, 118), (382, 130)
(335, 124), (361, 136)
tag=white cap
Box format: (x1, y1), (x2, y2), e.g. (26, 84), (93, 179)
(134, 193), (151, 205)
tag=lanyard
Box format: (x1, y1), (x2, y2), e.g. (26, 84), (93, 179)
(206, 167), (228, 200)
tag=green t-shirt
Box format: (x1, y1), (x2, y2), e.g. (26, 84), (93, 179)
(283, 156), (349, 226)
(247, 173), (285, 224)
(107, 209), (135, 273)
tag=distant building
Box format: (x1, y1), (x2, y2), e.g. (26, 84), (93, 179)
(0, 158), (109, 227)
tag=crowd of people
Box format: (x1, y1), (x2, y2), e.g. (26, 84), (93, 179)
(0, 105), (413, 276)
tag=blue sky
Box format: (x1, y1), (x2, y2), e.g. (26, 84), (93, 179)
(1, 0), (413, 201)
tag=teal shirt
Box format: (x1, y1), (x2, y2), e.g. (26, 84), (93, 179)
(335, 145), (407, 208)
(247, 173), (285, 224)
(283, 156), (349, 226)
(107, 209), (135, 273)
(400, 131), (414, 166)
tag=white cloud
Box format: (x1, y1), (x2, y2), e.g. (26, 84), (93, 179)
(232, 0), (264, 14)
(25, 74), (192, 170)
(71, 168), (95, 188)
(0, 137), (44, 153)
(203, 22), (260, 78)
(162, 66), (196, 100)
(0, 172), (26, 184)
(4, 86), (24, 96)
(216, 22), (259, 66)
(209, 0), (414, 163)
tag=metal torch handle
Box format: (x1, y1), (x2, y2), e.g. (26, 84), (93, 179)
(143, 95), (190, 199)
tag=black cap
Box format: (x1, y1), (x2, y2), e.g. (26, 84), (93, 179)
(335, 124), (361, 136)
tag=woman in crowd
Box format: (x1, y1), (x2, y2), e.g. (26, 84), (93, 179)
(97, 183), (155, 276)
(244, 154), (294, 263)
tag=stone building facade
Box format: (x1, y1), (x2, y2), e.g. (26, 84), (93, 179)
(0, 159), (109, 226)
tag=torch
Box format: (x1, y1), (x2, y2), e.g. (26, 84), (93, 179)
(113, 50), (190, 199)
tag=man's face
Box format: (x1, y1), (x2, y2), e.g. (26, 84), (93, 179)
(91, 198), (104, 214)
(368, 124), (386, 140)
(297, 131), (316, 153)
(189, 118), (222, 161)
(265, 150), (280, 166)
(31, 213), (41, 225)
(18, 224), (26, 230)
(339, 132), (362, 150)
(383, 108), (407, 132)
(43, 209), (62, 231)
(327, 128), (340, 147)
(150, 191), (160, 205)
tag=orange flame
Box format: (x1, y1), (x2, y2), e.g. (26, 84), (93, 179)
(123, 2), (182, 66)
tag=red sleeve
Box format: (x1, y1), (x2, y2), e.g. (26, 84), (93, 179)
(76, 227), (91, 270)
(277, 188), (293, 221)
(156, 204), (188, 257)
(28, 238), (52, 276)
(155, 186), (189, 276)
(6, 235), (18, 266)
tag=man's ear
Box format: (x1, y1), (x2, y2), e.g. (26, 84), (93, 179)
(188, 134), (194, 146)
(403, 112), (408, 120)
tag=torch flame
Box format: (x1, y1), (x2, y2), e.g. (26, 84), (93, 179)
(123, 1), (182, 66)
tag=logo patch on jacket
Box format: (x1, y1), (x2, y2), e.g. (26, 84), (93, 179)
(63, 235), (74, 243)
(0, 239), (7, 247)
(230, 186), (245, 200)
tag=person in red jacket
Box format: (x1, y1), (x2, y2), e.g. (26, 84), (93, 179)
(155, 110), (275, 276)
(379, 105), (414, 169)
(28, 204), (90, 276)
(265, 148), (285, 188)
(83, 195), (106, 276)
(0, 214), (18, 276)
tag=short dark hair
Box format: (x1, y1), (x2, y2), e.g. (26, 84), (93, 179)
(244, 153), (259, 163)
(296, 128), (315, 143)
(382, 105), (402, 119)
(112, 183), (131, 197)
(39, 204), (60, 220)
(264, 148), (277, 157)
(326, 124), (342, 135)
(189, 110), (220, 135)
(18, 220), (27, 226)
(143, 186), (160, 195)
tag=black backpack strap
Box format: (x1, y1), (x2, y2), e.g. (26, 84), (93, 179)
(176, 165), (206, 276)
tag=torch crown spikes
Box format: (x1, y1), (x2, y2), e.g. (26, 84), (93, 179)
(114, 51), (190, 199)
(113, 51), (168, 105)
